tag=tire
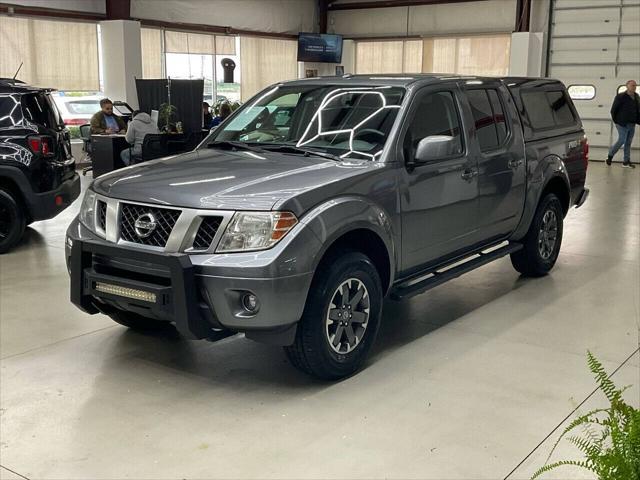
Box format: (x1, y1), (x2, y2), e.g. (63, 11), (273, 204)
(0, 188), (26, 254)
(511, 193), (564, 277)
(285, 251), (383, 380)
(108, 309), (173, 332)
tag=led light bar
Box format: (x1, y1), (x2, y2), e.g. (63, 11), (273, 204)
(95, 282), (157, 303)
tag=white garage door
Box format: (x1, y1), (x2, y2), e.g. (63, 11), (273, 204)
(548, 0), (640, 162)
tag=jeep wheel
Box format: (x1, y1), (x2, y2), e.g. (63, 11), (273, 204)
(0, 189), (26, 254)
(511, 193), (564, 277)
(108, 310), (174, 332)
(285, 251), (383, 380)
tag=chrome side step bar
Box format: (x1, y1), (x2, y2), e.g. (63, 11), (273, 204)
(390, 242), (523, 300)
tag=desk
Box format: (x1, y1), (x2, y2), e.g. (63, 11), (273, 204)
(91, 134), (128, 178)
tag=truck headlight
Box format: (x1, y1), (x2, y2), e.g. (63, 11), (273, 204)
(78, 189), (97, 232)
(216, 211), (298, 252)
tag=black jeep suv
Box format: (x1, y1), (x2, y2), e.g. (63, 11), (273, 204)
(0, 79), (81, 252)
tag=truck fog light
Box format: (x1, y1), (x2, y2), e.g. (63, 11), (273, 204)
(241, 293), (260, 313)
(66, 237), (73, 248)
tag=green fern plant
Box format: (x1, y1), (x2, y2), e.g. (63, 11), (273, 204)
(531, 351), (640, 479)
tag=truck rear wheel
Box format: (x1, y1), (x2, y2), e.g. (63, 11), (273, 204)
(285, 251), (383, 380)
(108, 310), (173, 332)
(0, 188), (26, 254)
(511, 193), (563, 277)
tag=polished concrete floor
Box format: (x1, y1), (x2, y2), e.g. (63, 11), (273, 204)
(0, 163), (638, 480)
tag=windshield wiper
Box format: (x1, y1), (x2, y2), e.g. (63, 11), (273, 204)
(207, 141), (265, 153)
(255, 143), (342, 162)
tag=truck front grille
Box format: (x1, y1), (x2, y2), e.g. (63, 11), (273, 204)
(97, 200), (107, 231)
(192, 216), (223, 250)
(119, 203), (181, 248)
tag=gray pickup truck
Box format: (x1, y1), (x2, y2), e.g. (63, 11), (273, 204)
(67, 75), (589, 379)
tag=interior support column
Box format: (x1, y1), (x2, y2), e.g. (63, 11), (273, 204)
(99, 20), (142, 108)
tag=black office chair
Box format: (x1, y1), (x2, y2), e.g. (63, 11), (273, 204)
(140, 134), (168, 162)
(79, 124), (93, 176)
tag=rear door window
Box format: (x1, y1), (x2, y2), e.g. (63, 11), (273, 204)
(521, 90), (576, 130)
(21, 93), (63, 129)
(487, 89), (508, 144)
(467, 89), (499, 152)
(0, 96), (22, 129)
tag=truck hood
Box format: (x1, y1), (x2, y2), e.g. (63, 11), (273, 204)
(92, 148), (371, 211)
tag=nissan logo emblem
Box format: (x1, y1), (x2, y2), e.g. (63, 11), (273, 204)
(134, 213), (157, 238)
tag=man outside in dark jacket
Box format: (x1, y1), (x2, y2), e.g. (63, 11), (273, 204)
(90, 98), (126, 135)
(607, 80), (639, 168)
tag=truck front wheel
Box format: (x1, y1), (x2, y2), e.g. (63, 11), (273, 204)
(285, 251), (383, 380)
(511, 193), (564, 277)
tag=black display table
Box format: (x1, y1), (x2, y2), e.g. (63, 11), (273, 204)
(90, 134), (129, 178)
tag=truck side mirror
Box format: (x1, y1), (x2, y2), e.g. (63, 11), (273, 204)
(414, 135), (457, 164)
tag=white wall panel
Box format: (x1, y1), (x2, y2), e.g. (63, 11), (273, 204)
(328, 6), (411, 37)
(549, 1), (640, 162)
(328, 0), (516, 37)
(556, 0), (621, 7)
(131, 0), (315, 34)
(552, 8), (621, 36)
(621, 5), (640, 33)
(408, 1), (516, 34)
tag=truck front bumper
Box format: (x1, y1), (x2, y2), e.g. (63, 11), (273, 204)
(66, 221), (315, 344)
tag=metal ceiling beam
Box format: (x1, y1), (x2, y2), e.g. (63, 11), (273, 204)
(106, 0), (131, 20)
(327, 0), (492, 11)
(0, 1), (105, 21)
(514, 0), (531, 32)
(319, 0), (329, 33)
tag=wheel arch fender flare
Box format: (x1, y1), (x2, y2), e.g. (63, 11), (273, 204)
(300, 196), (397, 293)
(0, 165), (32, 213)
(511, 154), (571, 241)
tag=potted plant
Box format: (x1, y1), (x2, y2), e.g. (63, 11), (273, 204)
(158, 103), (178, 133)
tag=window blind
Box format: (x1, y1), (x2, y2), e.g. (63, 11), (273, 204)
(423, 34), (511, 76)
(0, 16), (99, 91)
(141, 28), (163, 78)
(164, 30), (236, 55)
(355, 40), (424, 74)
(239, 36), (297, 101)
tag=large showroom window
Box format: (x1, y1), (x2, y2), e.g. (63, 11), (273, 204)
(355, 40), (423, 74)
(141, 27), (164, 79)
(239, 36), (297, 101)
(356, 34), (511, 76)
(0, 15), (102, 137)
(423, 34), (511, 76)
(0, 16), (100, 91)
(140, 29), (239, 104)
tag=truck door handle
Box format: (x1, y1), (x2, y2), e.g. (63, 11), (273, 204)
(461, 168), (478, 181)
(508, 159), (523, 169)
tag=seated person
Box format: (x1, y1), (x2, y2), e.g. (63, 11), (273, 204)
(90, 98), (126, 134)
(210, 102), (232, 128)
(203, 102), (213, 128)
(120, 110), (160, 166)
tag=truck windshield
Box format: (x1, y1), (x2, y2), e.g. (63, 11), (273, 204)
(203, 84), (406, 160)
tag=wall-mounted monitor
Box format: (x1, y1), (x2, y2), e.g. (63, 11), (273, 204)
(297, 33), (343, 63)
